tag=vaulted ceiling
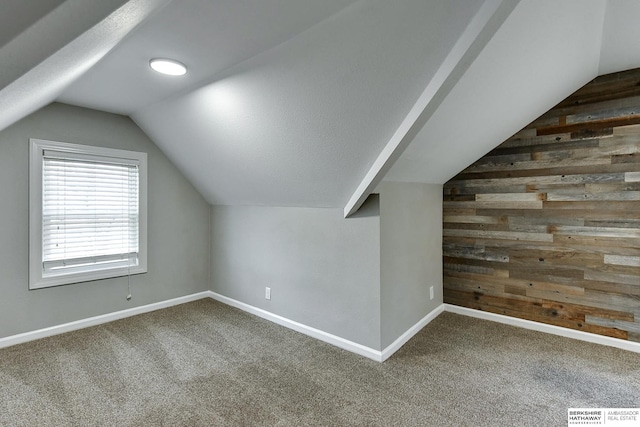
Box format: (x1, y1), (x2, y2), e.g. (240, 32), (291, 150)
(2, 0), (640, 216)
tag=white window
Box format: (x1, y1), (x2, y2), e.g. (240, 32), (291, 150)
(29, 139), (147, 289)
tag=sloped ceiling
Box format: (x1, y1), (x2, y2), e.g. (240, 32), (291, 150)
(385, 0), (640, 191)
(63, 0), (489, 208)
(2, 0), (640, 214)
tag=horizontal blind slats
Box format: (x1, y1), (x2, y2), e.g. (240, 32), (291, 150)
(42, 154), (139, 268)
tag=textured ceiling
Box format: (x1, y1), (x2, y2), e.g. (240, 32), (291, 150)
(58, 0), (360, 115)
(130, 0), (487, 207)
(386, 0), (640, 187)
(3, 0), (640, 213)
(60, 0), (487, 208)
(0, 0), (171, 131)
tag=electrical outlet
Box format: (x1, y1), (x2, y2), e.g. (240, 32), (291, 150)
(265, 287), (271, 300)
(429, 286), (434, 300)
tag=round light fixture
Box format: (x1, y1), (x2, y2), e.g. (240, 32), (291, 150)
(149, 58), (187, 76)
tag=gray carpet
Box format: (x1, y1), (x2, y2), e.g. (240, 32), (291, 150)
(0, 299), (638, 426)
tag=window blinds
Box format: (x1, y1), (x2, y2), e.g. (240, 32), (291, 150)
(42, 151), (140, 274)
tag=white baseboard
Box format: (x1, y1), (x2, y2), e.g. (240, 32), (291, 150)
(207, 291), (445, 362)
(0, 289), (442, 362)
(9, 291), (635, 362)
(0, 292), (211, 350)
(207, 291), (385, 361)
(444, 304), (640, 354)
(381, 304), (445, 361)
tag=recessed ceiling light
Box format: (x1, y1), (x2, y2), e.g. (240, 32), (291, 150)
(149, 58), (187, 76)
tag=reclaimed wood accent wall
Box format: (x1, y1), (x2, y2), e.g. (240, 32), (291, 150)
(443, 68), (640, 342)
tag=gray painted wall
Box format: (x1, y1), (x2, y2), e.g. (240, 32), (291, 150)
(378, 181), (443, 349)
(1, 104), (442, 354)
(210, 196), (381, 349)
(0, 102), (210, 338)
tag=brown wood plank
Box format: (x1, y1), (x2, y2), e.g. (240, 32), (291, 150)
(444, 290), (629, 339)
(443, 68), (640, 343)
(537, 116), (640, 136)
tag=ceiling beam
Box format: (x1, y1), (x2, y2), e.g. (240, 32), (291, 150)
(343, 0), (520, 218)
(0, 0), (172, 133)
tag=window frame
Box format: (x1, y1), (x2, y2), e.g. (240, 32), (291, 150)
(29, 139), (147, 290)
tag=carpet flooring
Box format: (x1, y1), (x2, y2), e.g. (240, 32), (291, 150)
(0, 298), (638, 426)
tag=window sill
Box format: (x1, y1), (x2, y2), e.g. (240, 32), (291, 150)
(29, 265), (147, 290)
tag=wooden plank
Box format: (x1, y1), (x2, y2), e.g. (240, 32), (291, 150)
(543, 200), (640, 211)
(566, 106), (640, 125)
(552, 97), (640, 121)
(498, 279), (585, 297)
(508, 248), (603, 269)
(444, 194), (475, 202)
(471, 152), (531, 165)
(444, 290), (629, 339)
(444, 263), (494, 275)
(450, 172), (626, 188)
(537, 116), (640, 136)
(443, 69), (640, 343)
(509, 266), (584, 281)
(444, 276), (505, 294)
(444, 184), (527, 195)
(464, 157), (611, 174)
(444, 256), (510, 271)
(494, 136), (598, 155)
(584, 218), (640, 228)
(443, 215), (506, 225)
(604, 254), (640, 267)
(570, 128), (614, 140)
(476, 208), (638, 221)
(584, 269), (640, 287)
(585, 181), (640, 192)
(443, 201), (543, 210)
(613, 153), (640, 164)
(525, 288), (640, 312)
(586, 316), (640, 334)
(554, 85), (640, 111)
(614, 123), (640, 135)
(506, 224), (549, 234)
(475, 193), (543, 202)
(444, 223), (510, 232)
(580, 279), (640, 296)
(441, 208), (476, 216)
(546, 191), (640, 201)
(552, 234), (640, 250)
(549, 225), (640, 238)
(538, 137), (640, 161)
(507, 216), (584, 227)
(597, 263), (640, 276)
(456, 161), (640, 181)
(443, 229), (553, 242)
(443, 244), (509, 262)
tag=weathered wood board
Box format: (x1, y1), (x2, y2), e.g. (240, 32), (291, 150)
(444, 68), (640, 343)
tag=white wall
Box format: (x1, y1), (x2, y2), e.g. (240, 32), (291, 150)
(210, 196), (381, 349)
(0, 103), (210, 338)
(0, 104), (442, 354)
(210, 184), (444, 353)
(378, 181), (443, 348)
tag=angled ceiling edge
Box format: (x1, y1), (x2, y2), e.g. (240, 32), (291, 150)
(343, 0), (520, 217)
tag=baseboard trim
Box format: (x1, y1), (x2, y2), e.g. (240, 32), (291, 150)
(207, 291), (385, 362)
(0, 292), (211, 350)
(444, 304), (640, 354)
(0, 289), (443, 363)
(4, 293), (637, 360)
(381, 304), (445, 362)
